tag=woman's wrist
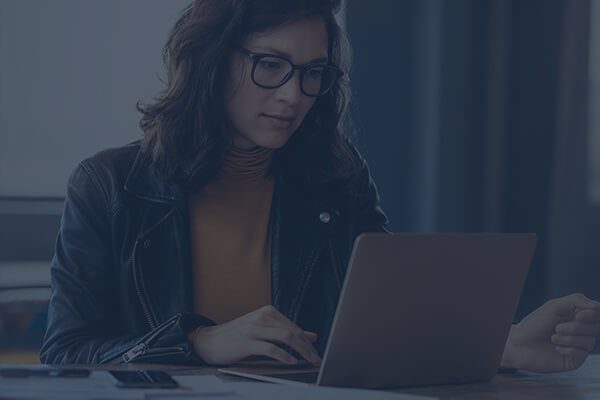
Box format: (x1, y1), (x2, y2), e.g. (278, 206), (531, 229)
(187, 325), (207, 350)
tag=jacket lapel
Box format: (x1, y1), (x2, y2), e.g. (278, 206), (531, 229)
(124, 149), (194, 325)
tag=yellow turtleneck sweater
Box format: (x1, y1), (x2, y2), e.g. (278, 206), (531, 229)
(189, 146), (275, 324)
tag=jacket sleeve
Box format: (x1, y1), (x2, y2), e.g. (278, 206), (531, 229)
(40, 162), (214, 365)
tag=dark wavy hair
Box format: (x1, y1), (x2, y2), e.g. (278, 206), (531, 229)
(137, 0), (360, 190)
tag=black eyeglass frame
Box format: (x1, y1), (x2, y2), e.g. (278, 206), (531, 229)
(239, 47), (344, 97)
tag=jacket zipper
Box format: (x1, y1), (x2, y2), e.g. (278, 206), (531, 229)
(132, 239), (157, 329)
(132, 346), (186, 361)
(131, 207), (178, 330)
(102, 314), (180, 364)
(122, 345), (186, 363)
(119, 315), (180, 363)
(112, 207), (180, 364)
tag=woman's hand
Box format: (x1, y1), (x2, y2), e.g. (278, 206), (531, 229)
(188, 305), (322, 366)
(501, 293), (600, 372)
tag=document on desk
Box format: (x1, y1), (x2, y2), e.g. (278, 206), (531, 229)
(169, 381), (436, 400)
(0, 368), (434, 400)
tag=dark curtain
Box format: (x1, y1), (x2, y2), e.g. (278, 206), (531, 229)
(347, 0), (597, 319)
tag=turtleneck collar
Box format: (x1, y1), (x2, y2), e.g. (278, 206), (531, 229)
(216, 145), (275, 188)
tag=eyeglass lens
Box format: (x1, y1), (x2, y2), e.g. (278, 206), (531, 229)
(253, 56), (338, 96)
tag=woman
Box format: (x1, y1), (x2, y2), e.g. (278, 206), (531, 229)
(41, 0), (600, 372)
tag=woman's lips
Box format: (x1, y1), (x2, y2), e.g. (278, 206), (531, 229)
(262, 114), (295, 129)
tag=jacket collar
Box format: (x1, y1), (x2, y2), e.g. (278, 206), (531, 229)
(123, 145), (341, 212)
(123, 148), (185, 206)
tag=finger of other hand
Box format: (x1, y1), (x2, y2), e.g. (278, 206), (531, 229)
(551, 334), (597, 352)
(562, 293), (600, 312)
(575, 308), (600, 323)
(556, 321), (600, 336)
(555, 345), (589, 360)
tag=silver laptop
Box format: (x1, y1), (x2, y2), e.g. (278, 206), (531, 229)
(219, 233), (537, 389)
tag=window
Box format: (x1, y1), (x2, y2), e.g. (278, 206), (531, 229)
(589, 0), (600, 203)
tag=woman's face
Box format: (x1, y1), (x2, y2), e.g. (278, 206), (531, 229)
(225, 16), (329, 150)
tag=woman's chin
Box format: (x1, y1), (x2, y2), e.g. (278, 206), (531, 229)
(242, 131), (294, 150)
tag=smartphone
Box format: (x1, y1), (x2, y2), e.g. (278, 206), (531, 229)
(108, 370), (179, 389)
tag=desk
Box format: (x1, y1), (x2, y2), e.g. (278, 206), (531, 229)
(79, 354), (600, 399)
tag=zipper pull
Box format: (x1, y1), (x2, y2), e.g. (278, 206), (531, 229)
(121, 343), (146, 363)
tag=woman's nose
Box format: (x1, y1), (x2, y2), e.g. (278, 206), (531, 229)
(274, 71), (303, 105)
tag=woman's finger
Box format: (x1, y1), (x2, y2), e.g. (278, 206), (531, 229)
(252, 327), (321, 366)
(259, 308), (321, 356)
(551, 334), (597, 352)
(560, 293), (600, 311)
(556, 321), (600, 336)
(247, 306), (321, 364)
(555, 345), (588, 360)
(303, 331), (318, 343)
(265, 307), (318, 341)
(249, 340), (298, 365)
(575, 309), (600, 323)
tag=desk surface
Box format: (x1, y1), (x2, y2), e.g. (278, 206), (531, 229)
(82, 354), (600, 399)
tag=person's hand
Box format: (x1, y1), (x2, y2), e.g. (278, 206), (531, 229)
(501, 293), (600, 372)
(187, 305), (322, 366)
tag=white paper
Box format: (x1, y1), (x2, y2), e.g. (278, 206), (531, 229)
(168, 375), (236, 396)
(224, 381), (434, 400)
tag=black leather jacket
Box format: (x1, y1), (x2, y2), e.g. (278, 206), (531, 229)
(40, 142), (388, 365)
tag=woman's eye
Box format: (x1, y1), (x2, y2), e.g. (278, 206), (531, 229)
(259, 60), (282, 71)
(307, 68), (324, 79)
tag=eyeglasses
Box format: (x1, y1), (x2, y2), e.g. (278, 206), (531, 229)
(239, 47), (343, 97)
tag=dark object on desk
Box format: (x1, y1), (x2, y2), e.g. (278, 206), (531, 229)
(0, 368), (90, 378)
(108, 370), (179, 389)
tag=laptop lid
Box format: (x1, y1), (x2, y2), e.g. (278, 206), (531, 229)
(317, 233), (536, 389)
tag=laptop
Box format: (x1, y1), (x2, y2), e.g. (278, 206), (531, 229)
(219, 233), (537, 389)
